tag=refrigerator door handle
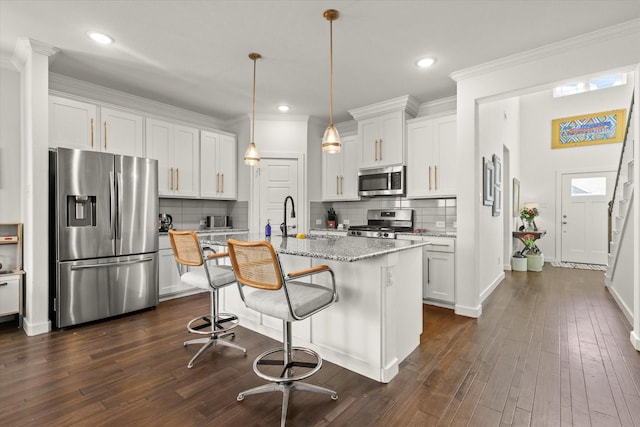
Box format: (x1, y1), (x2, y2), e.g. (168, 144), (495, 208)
(117, 172), (123, 240)
(70, 257), (154, 270)
(109, 171), (116, 241)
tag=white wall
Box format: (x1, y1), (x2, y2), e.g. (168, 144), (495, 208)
(478, 97), (520, 299)
(519, 83), (633, 260)
(0, 65), (22, 222)
(307, 117), (324, 203)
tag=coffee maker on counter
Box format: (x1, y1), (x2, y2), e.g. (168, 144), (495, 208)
(158, 213), (173, 231)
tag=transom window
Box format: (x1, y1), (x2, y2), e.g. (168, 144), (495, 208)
(553, 73), (627, 98)
(571, 177), (607, 196)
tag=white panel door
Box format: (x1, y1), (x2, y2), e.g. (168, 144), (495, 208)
(258, 158), (299, 236)
(561, 171), (615, 264)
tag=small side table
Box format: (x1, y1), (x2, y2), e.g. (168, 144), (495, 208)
(513, 230), (546, 255)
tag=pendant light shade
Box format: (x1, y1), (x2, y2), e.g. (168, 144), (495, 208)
(244, 53), (262, 166)
(322, 9), (341, 154)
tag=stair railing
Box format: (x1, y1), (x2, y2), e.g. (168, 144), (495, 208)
(608, 93), (635, 253)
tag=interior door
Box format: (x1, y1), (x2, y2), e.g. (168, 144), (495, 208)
(257, 158), (299, 236)
(561, 171), (615, 264)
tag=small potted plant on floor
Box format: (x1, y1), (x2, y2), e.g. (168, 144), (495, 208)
(522, 235), (543, 272)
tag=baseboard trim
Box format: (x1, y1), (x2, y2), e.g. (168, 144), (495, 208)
(455, 303), (482, 318)
(607, 285), (633, 324)
(631, 330), (640, 352)
(23, 317), (51, 336)
(480, 272), (505, 304)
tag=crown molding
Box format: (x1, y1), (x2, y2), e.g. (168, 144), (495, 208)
(49, 72), (227, 131)
(450, 19), (640, 82)
(348, 94), (420, 121)
(12, 38), (59, 71)
(254, 113), (310, 122)
(416, 96), (457, 117)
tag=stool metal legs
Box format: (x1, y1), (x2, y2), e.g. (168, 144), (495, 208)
(236, 320), (338, 426)
(184, 288), (246, 368)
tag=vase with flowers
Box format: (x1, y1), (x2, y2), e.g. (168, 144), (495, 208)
(519, 206), (539, 231)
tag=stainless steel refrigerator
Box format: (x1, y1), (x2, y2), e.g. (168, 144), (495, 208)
(49, 147), (159, 328)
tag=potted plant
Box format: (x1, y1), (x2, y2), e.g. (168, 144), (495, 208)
(522, 235), (543, 272)
(511, 252), (527, 271)
(519, 206), (539, 231)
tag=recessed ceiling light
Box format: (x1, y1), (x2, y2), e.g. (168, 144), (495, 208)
(278, 105), (290, 112)
(416, 57), (436, 68)
(87, 31), (114, 45)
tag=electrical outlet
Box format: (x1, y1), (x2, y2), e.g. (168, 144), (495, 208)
(436, 221), (445, 228)
(199, 219), (206, 226)
(316, 219), (321, 225)
(344, 219), (350, 225)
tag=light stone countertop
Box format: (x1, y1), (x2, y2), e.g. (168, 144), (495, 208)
(201, 233), (429, 263)
(159, 228), (249, 236)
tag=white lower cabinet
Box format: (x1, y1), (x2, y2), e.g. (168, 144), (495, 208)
(158, 235), (202, 299)
(397, 235), (455, 304)
(0, 274), (20, 315)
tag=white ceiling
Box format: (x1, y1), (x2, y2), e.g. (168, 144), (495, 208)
(2, 1), (640, 123)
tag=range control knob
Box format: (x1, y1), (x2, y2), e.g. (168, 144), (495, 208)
(382, 232), (389, 238)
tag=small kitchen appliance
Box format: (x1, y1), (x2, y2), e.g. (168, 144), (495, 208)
(206, 215), (232, 228)
(347, 208), (413, 239)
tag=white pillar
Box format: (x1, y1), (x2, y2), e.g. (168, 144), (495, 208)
(12, 38), (58, 335)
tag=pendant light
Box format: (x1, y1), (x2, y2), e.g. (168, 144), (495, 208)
(322, 9), (341, 154)
(244, 52), (262, 166)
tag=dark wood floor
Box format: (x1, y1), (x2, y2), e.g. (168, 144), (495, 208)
(1, 264), (639, 426)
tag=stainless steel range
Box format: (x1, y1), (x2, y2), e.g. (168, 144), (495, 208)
(347, 209), (414, 239)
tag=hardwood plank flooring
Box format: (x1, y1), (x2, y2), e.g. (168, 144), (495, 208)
(1, 264), (639, 426)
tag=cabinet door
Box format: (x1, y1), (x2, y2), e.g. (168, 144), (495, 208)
(49, 96), (98, 150)
(407, 119), (435, 198)
(146, 118), (173, 196)
(101, 107), (144, 157)
(217, 134), (237, 199)
(172, 125), (199, 197)
(424, 251), (455, 303)
(322, 147), (343, 200)
(379, 110), (404, 166)
(0, 275), (20, 315)
(340, 135), (360, 200)
(158, 248), (183, 297)
(433, 116), (457, 196)
(359, 118), (380, 168)
(200, 131), (219, 198)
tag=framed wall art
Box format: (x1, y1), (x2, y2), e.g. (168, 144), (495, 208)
(492, 154), (502, 187)
(483, 156), (494, 206)
(551, 109), (626, 149)
(492, 186), (502, 216)
(512, 178), (520, 217)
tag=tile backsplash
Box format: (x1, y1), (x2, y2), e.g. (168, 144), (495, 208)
(311, 198), (457, 233)
(159, 199), (248, 230)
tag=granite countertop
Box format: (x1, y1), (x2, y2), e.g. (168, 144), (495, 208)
(396, 231), (457, 238)
(201, 234), (428, 263)
(159, 228), (249, 236)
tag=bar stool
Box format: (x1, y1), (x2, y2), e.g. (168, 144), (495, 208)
(226, 238), (339, 427)
(169, 230), (246, 368)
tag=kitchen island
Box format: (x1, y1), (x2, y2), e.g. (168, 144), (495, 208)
(217, 234), (427, 383)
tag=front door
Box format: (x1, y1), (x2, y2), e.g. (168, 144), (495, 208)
(561, 171), (615, 264)
(256, 158), (299, 236)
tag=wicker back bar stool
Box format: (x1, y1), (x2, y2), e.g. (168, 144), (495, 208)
(226, 238), (339, 426)
(168, 230), (246, 368)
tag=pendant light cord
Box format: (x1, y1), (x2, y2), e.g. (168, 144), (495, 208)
(329, 18), (334, 127)
(251, 56), (257, 143)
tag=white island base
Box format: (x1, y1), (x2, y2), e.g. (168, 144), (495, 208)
(221, 246), (423, 383)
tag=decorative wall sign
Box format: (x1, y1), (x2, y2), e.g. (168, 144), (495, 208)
(492, 154), (502, 216)
(551, 109), (626, 149)
(512, 178), (520, 217)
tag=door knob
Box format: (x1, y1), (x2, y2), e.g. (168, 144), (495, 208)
(562, 221), (567, 224)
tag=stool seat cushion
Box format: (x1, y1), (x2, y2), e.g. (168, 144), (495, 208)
(244, 281), (334, 321)
(181, 265), (236, 291)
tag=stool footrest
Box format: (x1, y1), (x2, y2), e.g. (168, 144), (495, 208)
(253, 346), (322, 383)
(187, 312), (239, 336)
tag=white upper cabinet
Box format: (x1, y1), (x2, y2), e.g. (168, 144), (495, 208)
(146, 118), (199, 198)
(407, 113), (457, 198)
(358, 110), (404, 168)
(322, 135), (359, 201)
(49, 96), (97, 151)
(200, 130), (237, 199)
(50, 96), (144, 157)
(349, 95), (418, 169)
(100, 107), (144, 157)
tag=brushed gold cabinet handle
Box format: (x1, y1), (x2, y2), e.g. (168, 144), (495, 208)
(221, 173), (224, 193)
(428, 166), (432, 190)
(379, 138), (382, 161)
(170, 167), (174, 190)
(90, 118), (94, 148)
(104, 121), (107, 149)
(216, 173), (220, 193)
(336, 176), (339, 194)
(176, 168), (179, 191)
(374, 139), (378, 161)
(435, 165), (438, 190)
(341, 176), (344, 195)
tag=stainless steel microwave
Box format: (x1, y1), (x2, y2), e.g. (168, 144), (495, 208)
(358, 165), (406, 197)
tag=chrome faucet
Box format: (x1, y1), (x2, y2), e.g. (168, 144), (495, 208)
(282, 195), (296, 237)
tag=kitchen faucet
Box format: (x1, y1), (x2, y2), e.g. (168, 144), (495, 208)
(282, 196), (296, 237)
